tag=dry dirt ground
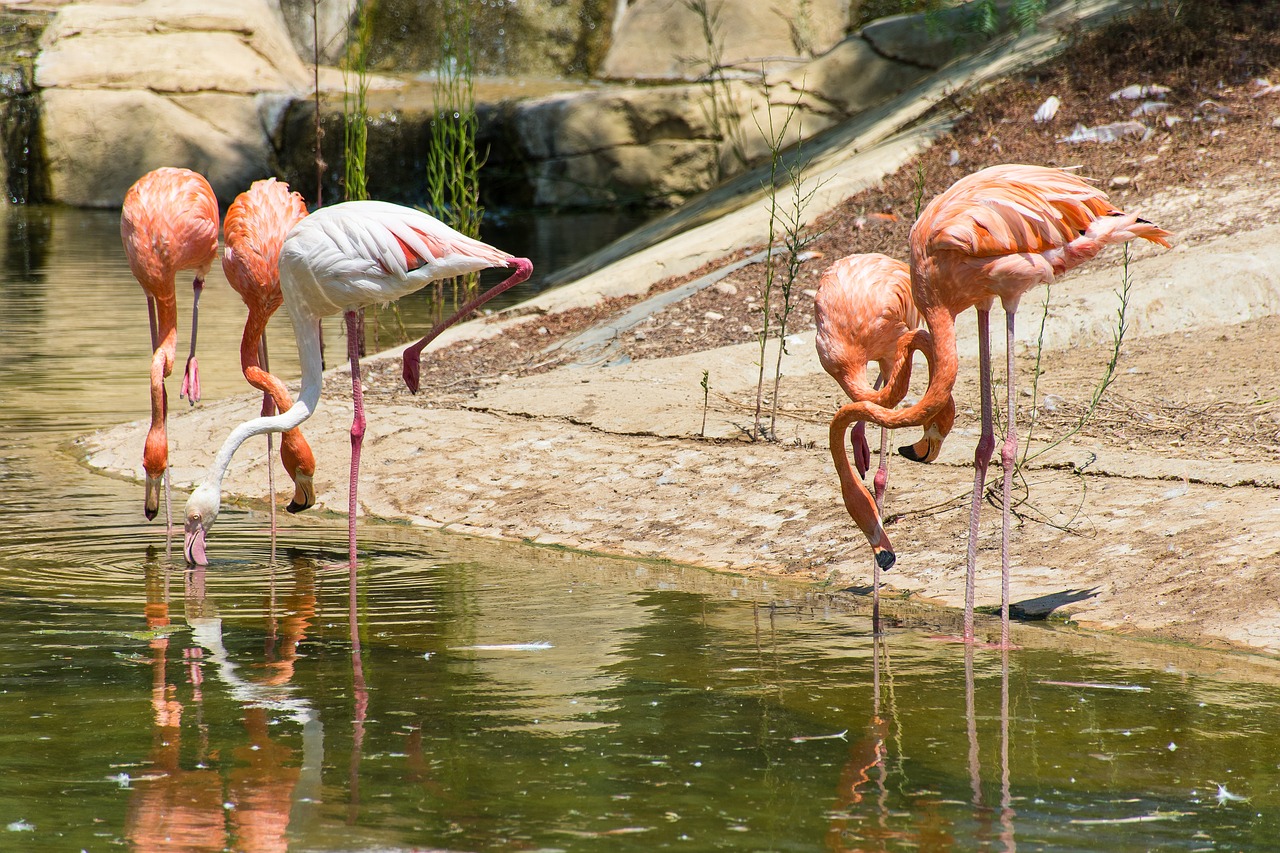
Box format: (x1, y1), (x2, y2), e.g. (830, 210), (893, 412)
(83, 2), (1280, 656)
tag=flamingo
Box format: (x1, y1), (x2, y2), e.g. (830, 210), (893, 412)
(183, 200), (533, 566)
(121, 167), (219, 528)
(221, 178), (316, 536)
(815, 253), (956, 510)
(814, 253), (955, 629)
(829, 164), (1171, 647)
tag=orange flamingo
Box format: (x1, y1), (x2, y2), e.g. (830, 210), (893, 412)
(221, 178), (316, 535)
(815, 253), (956, 512)
(184, 200), (532, 567)
(815, 253), (955, 629)
(121, 167), (219, 528)
(829, 164), (1171, 647)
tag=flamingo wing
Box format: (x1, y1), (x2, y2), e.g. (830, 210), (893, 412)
(223, 178), (308, 308)
(923, 165), (1116, 258)
(281, 201), (516, 314)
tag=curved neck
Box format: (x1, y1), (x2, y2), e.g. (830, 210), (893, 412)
(240, 309), (299, 416)
(202, 314), (324, 491)
(836, 305), (958, 432)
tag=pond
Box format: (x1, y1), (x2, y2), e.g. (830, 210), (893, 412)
(1, 203), (1278, 851)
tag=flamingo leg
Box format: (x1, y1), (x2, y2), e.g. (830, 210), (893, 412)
(966, 308), (996, 643)
(401, 259), (533, 393)
(181, 277), (203, 404)
(1000, 310), (1018, 649)
(147, 294), (173, 535)
(147, 295), (159, 352)
(259, 335), (277, 546)
(870, 371), (889, 512)
(162, 380), (172, 537)
(345, 310), (366, 567)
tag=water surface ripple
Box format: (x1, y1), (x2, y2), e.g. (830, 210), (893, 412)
(0, 205), (1277, 852)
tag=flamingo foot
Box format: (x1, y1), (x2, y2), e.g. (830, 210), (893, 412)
(181, 355), (200, 404)
(851, 422), (872, 478)
(402, 350), (421, 395)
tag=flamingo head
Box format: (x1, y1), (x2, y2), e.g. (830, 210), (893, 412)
(183, 482), (222, 565)
(898, 394), (957, 465)
(142, 430), (167, 520)
(286, 472), (315, 514)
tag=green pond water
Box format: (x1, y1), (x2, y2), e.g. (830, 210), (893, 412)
(0, 204), (1278, 852)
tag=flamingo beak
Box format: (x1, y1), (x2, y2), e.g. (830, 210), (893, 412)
(287, 473), (315, 514)
(184, 519), (208, 566)
(144, 474), (163, 520)
(873, 545), (896, 571)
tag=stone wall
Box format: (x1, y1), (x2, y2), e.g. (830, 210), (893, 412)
(20, 0), (1080, 209)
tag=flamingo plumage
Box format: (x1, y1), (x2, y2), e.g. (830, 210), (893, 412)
(120, 167), (219, 528)
(815, 253), (955, 627)
(184, 200), (532, 566)
(221, 178), (316, 532)
(829, 164), (1171, 647)
(815, 252), (956, 511)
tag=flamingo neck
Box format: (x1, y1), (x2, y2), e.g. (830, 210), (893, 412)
(201, 316), (324, 492)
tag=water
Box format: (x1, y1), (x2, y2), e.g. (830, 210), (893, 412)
(1, 204), (1280, 851)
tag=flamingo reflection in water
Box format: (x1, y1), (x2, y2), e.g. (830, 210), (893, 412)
(125, 552), (322, 851)
(822, 634), (1017, 851)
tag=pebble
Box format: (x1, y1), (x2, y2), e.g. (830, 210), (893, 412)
(713, 282), (738, 296)
(704, 311), (724, 321)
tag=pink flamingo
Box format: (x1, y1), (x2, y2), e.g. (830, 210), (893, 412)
(815, 253), (956, 510)
(829, 164), (1171, 646)
(183, 200), (532, 566)
(814, 252), (954, 627)
(121, 167), (219, 528)
(221, 178), (315, 535)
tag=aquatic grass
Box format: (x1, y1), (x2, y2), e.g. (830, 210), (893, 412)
(700, 369), (711, 437)
(751, 78), (822, 440)
(310, 0), (325, 206)
(427, 0), (485, 299)
(682, 0), (749, 181)
(996, 243), (1137, 532)
(342, 0), (373, 355)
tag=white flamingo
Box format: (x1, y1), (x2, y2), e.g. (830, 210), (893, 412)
(183, 200), (532, 565)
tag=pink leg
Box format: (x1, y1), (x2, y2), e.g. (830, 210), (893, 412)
(1000, 310), (1018, 649)
(872, 549), (881, 637)
(259, 335), (278, 544)
(873, 423), (890, 514)
(966, 309), (995, 643)
(346, 310), (366, 567)
(402, 259), (533, 393)
(181, 277), (203, 403)
(146, 295), (159, 352)
(965, 644), (982, 808)
(869, 371), (886, 633)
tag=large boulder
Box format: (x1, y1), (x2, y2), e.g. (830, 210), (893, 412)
(34, 0), (309, 207)
(601, 0), (852, 81)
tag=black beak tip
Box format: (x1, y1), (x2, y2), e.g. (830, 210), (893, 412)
(898, 443), (923, 462)
(286, 501), (307, 514)
(876, 550), (896, 571)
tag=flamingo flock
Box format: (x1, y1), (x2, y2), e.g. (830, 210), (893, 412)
(122, 159), (1170, 650)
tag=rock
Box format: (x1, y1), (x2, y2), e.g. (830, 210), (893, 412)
(784, 34), (929, 117)
(40, 89), (277, 207)
(861, 7), (993, 70)
(600, 0), (848, 81)
(34, 0), (309, 207)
